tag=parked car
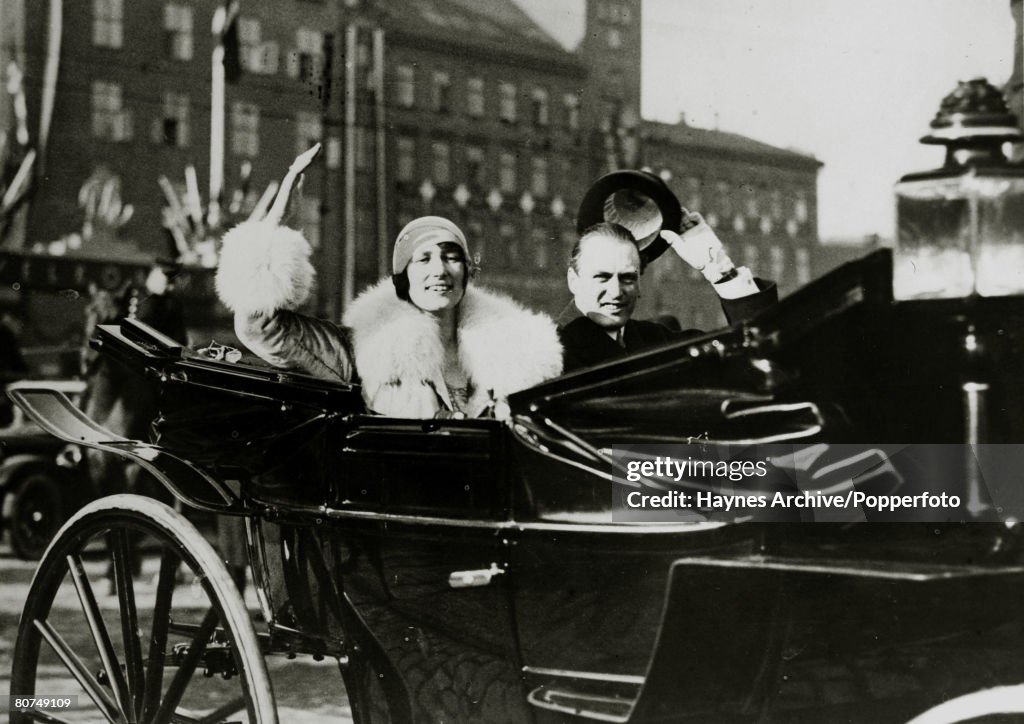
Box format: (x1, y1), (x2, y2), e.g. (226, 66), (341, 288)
(0, 380), (92, 559)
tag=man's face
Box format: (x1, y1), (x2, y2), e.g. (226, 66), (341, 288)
(567, 233), (641, 330)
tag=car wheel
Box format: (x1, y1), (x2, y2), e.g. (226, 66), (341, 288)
(9, 471), (66, 560)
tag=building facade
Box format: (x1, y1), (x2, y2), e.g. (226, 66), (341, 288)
(318, 0), (646, 318)
(1, 0), (822, 362)
(639, 120), (821, 328)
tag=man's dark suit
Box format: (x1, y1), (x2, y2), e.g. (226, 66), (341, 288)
(558, 280), (777, 372)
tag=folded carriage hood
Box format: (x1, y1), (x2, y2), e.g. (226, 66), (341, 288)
(509, 250), (895, 445)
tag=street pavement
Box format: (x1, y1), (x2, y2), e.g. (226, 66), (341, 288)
(0, 541), (354, 723)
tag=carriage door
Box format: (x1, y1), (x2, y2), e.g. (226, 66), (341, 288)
(331, 416), (531, 722)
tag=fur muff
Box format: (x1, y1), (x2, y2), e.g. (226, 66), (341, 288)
(343, 280), (563, 413)
(216, 220), (315, 316)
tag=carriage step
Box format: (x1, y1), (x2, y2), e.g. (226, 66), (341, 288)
(527, 684), (635, 722)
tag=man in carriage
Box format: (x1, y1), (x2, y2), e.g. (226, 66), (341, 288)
(559, 171), (777, 371)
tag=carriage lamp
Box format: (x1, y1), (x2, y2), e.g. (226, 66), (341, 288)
(893, 78), (1024, 300)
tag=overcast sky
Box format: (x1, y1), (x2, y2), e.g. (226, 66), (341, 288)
(514, 0), (1015, 242)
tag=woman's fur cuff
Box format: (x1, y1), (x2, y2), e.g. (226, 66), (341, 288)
(216, 220), (315, 316)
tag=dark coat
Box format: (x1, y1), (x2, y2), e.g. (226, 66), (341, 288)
(559, 279), (778, 372)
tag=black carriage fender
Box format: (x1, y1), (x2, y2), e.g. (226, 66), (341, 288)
(622, 554), (1024, 723)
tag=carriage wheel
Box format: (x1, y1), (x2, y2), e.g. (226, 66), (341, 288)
(10, 494), (277, 724)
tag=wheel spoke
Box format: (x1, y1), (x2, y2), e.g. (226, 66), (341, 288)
(110, 529), (145, 722)
(66, 553), (132, 720)
(151, 609), (218, 724)
(142, 549), (179, 724)
(34, 619), (120, 724)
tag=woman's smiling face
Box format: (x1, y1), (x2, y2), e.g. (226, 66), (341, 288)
(405, 241), (467, 313)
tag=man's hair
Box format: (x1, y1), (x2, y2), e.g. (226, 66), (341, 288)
(391, 243), (471, 301)
(568, 222), (641, 273)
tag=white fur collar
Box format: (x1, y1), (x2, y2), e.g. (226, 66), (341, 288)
(343, 280), (563, 404)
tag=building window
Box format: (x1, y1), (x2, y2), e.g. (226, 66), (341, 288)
(795, 190), (809, 224)
(770, 246), (786, 282)
(153, 91), (189, 147)
(92, 81), (132, 141)
(684, 177), (702, 213)
(431, 141), (450, 185)
(432, 71), (451, 113)
(532, 228), (549, 269)
(600, 2), (632, 24)
(607, 28), (622, 49)
(531, 157), (549, 197)
(796, 248), (811, 285)
(239, 18), (261, 68)
(93, 0), (124, 49)
(396, 210), (416, 237)
(499, 222), (517, 265)
(291, 27), (323, 81)
(467, 77), (485, 118)
(499, 152), (516, 193)
(231, 102), (259, 157)
(295, 111), (322, 157)
(396, 136), (416, 183)
(563, 92), (580, 131)
(770, 189), (784, 221)
(716, 181), (734, 218)
(163, 3), (193, 60)
(396, 64), (415, 109)
(465, 145), (485, 188)
(467, 221), (484, 263)
(743, 243), (759, 269)
(356, 127), (372, 170)
(744, 185), (759, 218)
(530, 87), (549, 127)
(239, 18), (278, 74)
(499, 82), (517, 123)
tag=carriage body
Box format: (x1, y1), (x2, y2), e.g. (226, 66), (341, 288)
(9, 249), (1024, 723)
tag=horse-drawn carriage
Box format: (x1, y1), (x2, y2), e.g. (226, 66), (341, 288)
(7, 242), (1024, 723)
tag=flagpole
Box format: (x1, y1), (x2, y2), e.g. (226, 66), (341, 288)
(342, 22), (357, 308)
(209, 4), (229, 231)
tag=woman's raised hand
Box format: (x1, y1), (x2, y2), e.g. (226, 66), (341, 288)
(265, 143), (322, 226)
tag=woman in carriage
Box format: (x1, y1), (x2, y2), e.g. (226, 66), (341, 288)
(216, 213), (563, 419)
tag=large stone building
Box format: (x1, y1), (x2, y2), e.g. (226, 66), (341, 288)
(1, 0), (822, 363)
(639, 120), (821, 328)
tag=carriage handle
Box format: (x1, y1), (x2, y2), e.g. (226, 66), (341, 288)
(448, 562), (506, 589)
